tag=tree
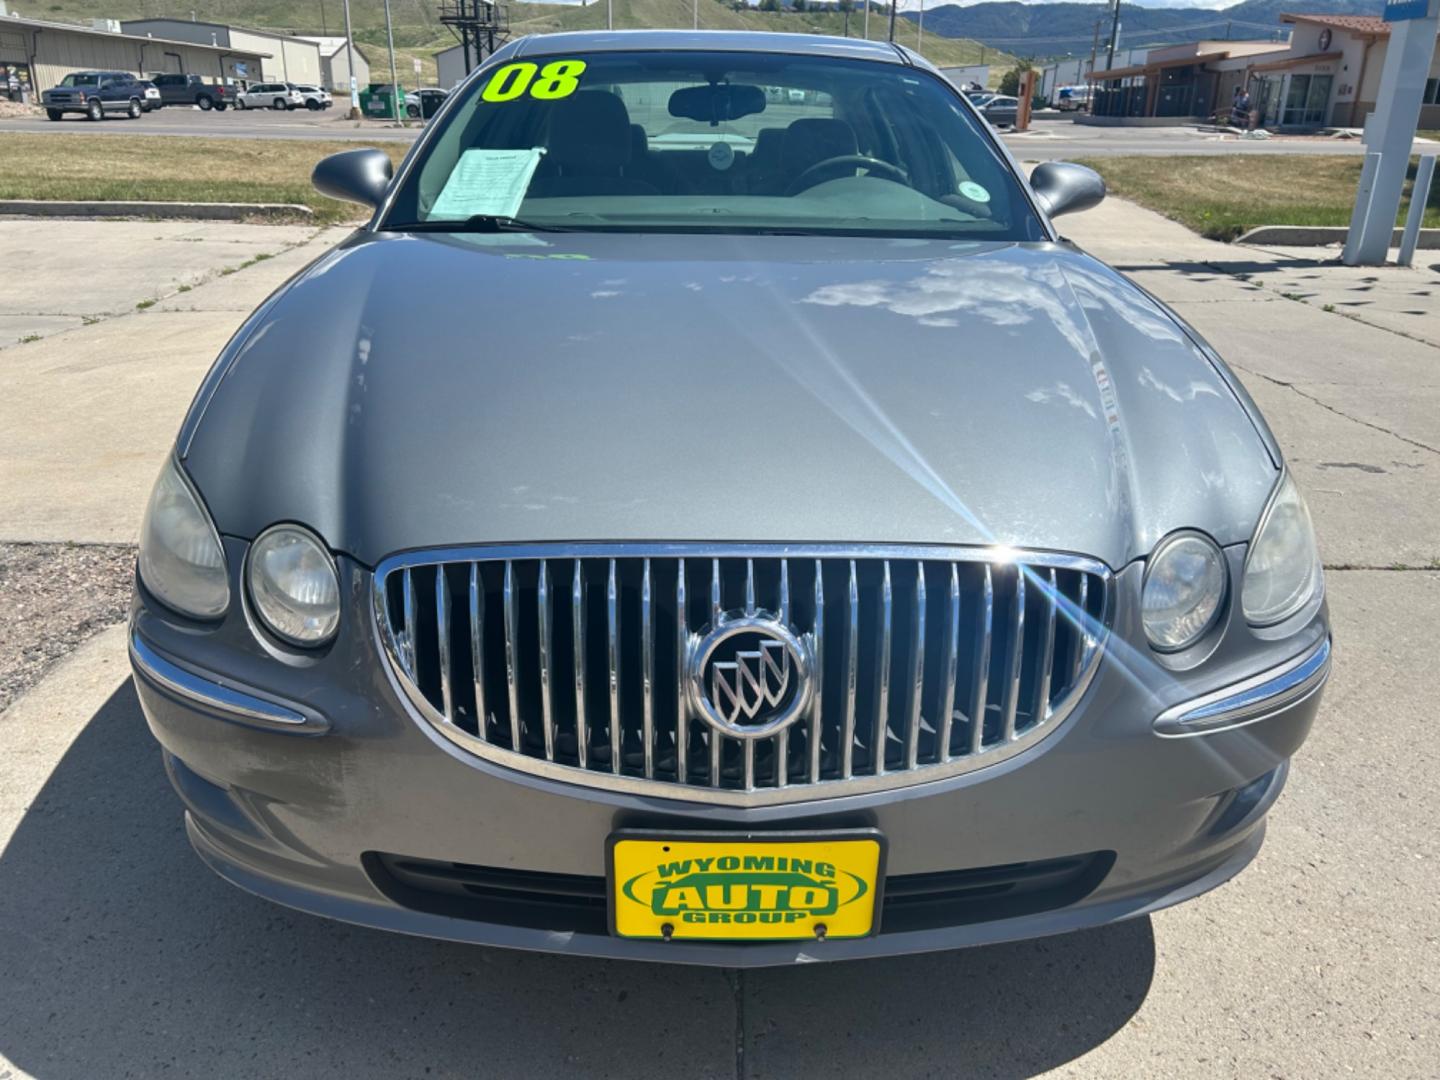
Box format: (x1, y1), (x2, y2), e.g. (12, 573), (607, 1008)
(838, 0), (854, 10)
(759, 0), (781, 10)
(792, 0), (807, 11)
(999, 62), (1034, 98)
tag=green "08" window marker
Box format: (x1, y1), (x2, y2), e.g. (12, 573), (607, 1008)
(481, 60), (588, 102)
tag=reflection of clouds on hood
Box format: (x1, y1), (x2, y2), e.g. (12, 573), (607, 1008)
(1058, 261), (1185, 345)
(1026, 381), (1098, 420)
(1138, 366), (1222, 403)
(802, 258), (1096, 357)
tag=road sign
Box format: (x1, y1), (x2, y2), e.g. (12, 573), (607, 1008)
(1384, 0), (1430, 21)
(1343, 0), (1440, 264)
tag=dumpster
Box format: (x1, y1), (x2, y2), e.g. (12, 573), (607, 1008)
(360, 83), (403, 120)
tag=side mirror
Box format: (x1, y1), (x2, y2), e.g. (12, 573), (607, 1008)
(312, 148), (393, 208)
(1029, 161), (1106, 219)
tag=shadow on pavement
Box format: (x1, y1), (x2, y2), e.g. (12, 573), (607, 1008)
(0, 681), (1154, 1079)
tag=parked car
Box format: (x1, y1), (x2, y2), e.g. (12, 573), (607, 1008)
(135, 79), (163, 112)
(148, 72), (235, 111)
(236, 82), (305, 111)
(132, 30), (1329, 968)
(978, 94), (1019, 127)
(41, 71), (143, 121)
(964, 91), (995, 108)
(294, 84), (333, 110)
(404, 87), (448, 119)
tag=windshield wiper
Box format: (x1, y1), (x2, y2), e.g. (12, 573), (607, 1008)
(384, 214), (575, 234)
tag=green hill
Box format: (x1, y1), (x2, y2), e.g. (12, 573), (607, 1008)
(508, 0), (1008, 69)
(33, 0), (1006, 84)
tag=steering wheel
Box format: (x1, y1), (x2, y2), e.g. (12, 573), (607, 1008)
(785, 155), (911, 196)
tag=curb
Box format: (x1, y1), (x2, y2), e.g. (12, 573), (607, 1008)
(0, 199), (314, 221)
(1236, 225), (1440, 249)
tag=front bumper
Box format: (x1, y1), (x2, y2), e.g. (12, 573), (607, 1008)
(129, 548), (1328, 966)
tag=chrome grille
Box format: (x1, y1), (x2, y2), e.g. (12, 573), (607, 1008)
(374, 545), (1110, 806)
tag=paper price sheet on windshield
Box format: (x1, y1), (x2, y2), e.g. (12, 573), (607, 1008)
(429, 147), (545, 221)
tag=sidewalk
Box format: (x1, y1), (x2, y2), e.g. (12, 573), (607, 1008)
(0, 221), (348, 544)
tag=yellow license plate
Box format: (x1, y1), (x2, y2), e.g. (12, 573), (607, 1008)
(608, 831), (885, 942)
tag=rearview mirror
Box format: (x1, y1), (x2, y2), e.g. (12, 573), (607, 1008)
(312, 148), (393, 208)
(1029, 161), (1106, 219)
(668, 84), (766, 125)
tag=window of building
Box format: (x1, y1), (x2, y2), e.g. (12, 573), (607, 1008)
(1281, 73), (1332, 127)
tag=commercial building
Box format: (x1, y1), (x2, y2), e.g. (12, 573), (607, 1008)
(1225, 13), (1436, 130)
(1038, 48), (1151, 104)
(295, 35), (370, 93)
(936, 64), (991, 92)
(435, 42), (469, 91)
(1086, 12), (1440, 130)
(120, 18), (324, 88)
(1086, 39), (1281, 122)
(0, 9), (266, 100)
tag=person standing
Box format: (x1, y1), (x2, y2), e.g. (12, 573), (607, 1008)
(1230, 85), (1253, 130)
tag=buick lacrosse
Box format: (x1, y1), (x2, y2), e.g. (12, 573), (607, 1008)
(129, 30), (1330, 965)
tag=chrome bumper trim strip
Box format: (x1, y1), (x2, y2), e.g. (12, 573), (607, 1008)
(1153, 637), (1331, 738)
(129, 629), (327, 735)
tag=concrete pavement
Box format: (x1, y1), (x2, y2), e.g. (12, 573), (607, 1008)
(0, 220), (348, 543)
(1, 206), (1438, 1078)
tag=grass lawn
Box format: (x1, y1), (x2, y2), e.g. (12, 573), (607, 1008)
(0, 134), (408, 225)
(1075, 154), (1440, 242)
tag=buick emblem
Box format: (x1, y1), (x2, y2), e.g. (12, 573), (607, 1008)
(688, 616), (813, 740)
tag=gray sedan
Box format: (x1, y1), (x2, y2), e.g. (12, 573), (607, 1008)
(128, 30), (1330, 966)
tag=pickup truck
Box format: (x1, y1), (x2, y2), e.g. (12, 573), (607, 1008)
(41, 71), (144, 121)
(147, 72), (235, 111)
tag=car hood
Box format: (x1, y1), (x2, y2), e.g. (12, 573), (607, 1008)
(183, 231), (1277, 570)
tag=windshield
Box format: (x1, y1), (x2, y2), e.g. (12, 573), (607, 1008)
(60, 74), (100, 87)
(384, 50), (1045, 240)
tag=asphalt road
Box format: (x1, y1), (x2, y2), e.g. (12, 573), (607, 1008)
(7, 106), (1440, 158)
(1, 210), (1438, 1078)
(1007, 118), (1440, 160)
(5, 101), (421, 141)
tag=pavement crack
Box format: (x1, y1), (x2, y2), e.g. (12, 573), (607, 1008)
(1229, 362), (1440, 457)
(1325, 562), (1440, 571)
(731, 968), (747, 1080)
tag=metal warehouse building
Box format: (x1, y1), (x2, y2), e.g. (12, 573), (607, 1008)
(121, 18), (324, 88)
(0, 10), (266, 100)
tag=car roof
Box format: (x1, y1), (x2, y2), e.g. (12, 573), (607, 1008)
(510, 29), (906, 64)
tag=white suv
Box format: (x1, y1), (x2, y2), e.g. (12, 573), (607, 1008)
(294, 85), (333, 110)
(236, 83), (304, 111)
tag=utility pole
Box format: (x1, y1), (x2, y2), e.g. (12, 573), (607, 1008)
(917, 0), (924, 52)
(864, 0), (870, 41)
(319, 0), (327, 35)
(341, 0), (359, 118)
(607, 0), (613, 31)
(887, 0), (897, 42)
(1104, 0), (1121, 72)
(694, 0), (699, 29)
(1088, 17), (1101, 75)
(843, 5), (850, 37)
(383, 0), (403, 125)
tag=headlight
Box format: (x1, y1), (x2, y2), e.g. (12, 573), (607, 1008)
(138, 458), (230, 619)
(247, 524), (341, 646)
(1243, 473), (1323, 626)
(1142, 531), (1227, 651)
